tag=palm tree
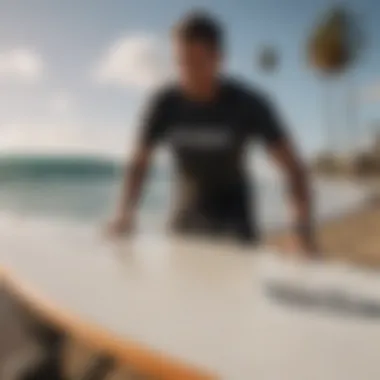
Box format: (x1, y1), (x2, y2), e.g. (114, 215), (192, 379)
(258, 46), (279, 73)
(307, 5), (364, 155)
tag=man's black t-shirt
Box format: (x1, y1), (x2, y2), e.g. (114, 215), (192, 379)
(138, 78), (287, 242)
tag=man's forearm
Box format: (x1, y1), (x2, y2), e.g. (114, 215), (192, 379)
(267, 137), (316, 251)
(288, 166), (315, 245)
(117, 150), (150, 220)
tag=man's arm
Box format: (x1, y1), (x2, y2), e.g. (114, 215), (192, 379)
(114, 144), (153, 228)
(254, 95), (317, 254)
(267, 138), (316, 253)
(109, 89), (169, 235)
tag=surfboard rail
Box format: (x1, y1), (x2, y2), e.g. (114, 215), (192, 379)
(0, 265), (217, 380)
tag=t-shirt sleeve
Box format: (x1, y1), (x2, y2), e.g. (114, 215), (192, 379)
(137, 90), (170, 147)
(248, 94), (288, 147)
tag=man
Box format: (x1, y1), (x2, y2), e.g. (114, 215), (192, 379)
(109, 11), (317, 255)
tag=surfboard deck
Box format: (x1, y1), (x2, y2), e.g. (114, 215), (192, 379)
(1, 222), (380, 380)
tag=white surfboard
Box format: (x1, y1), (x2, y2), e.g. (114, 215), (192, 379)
(1, 222), (380, 380)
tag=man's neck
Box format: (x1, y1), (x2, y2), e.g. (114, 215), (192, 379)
(181, 77), (222, 102)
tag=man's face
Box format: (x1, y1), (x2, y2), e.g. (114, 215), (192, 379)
(174, 38), (222, 87)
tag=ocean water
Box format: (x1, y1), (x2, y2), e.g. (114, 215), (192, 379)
(0, 154), (370, 234)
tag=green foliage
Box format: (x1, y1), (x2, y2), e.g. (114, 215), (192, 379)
(308, 6), (363, 73)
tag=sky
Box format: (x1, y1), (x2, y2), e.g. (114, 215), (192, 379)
(0, 0), (379, 162)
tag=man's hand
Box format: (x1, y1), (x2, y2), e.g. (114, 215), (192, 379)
(281, 233), (320, 259)
(106, 214), (135, 237)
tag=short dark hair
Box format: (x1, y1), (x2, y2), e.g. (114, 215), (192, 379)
(173, 11), (224, 52)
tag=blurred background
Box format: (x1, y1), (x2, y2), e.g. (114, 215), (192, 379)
(0, 1), (380, 379)
(0, 0), (379, 261)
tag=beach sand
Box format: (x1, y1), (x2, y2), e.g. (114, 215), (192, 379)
(267, 190), (380, 267)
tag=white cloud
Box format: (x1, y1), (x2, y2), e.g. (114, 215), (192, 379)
(50, 91), (74, 114)
(0, 122), (129, 158)
(92, 34), (170, 90)
(0, 48), (44, 82)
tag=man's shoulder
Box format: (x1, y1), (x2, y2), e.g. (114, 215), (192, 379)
(149, 82), (182, 107)
(222, 76), (269, 107)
